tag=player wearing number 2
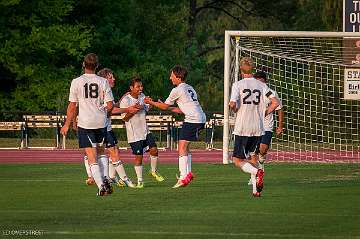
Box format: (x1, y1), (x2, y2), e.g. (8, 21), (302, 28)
(229, 57), (279, 197)
(60, 53), (114, 196)
(145, 65), (206, 188)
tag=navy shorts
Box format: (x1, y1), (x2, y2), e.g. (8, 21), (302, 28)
(105, 130), (118, 148)
(233, 135), (261, 159)
(78, 127), (107, 148)
(260, 131), (273, 146)
(179, 122), (205, 141)
(129, 133), (157, 155)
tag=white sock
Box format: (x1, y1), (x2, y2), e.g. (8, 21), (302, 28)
(179, 155), (188, 180)
(259, 154), (266, 171)
(187, 154), (192, 173)
(134, 165), (143, 183)
(90, 163), (103, 189)
(113, 161), (128, 180)
(83, 155), (92, 177)
(108, 159), (116, 179)
(150, 155), (158, 173)
(251, 174), (257, 193)
(241, 162), (258, 175)
(98, 155), (109, 180)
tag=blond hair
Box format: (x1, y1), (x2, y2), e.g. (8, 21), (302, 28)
(239, 57), (254, 74)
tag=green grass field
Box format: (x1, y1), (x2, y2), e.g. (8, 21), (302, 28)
(0, 163), (359, 239)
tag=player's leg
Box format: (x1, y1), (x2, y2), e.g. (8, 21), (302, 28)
(146, 133), (164, 182)
(258, 131), (273, 170)
(232, 135), (263, 197)
(130, 140), (145, 188)
(105, 130), (134, 187)
(108, 146), (135, 188)
(173, 122), (204, 188)
(78, 127), (106, 195)
(95, 128), (113, 195)
(83, 155), (95, 185)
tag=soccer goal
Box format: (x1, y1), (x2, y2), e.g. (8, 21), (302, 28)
(223, 31), (360, 164)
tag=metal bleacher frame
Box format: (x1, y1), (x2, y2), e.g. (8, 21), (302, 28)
(22, 115), (66, 149)
(110, 114), (175, 150)
(0, 121), (26, 149)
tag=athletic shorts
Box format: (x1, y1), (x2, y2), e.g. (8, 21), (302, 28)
(78, 127), (107, 148)
(179, 122), (205, 141)
(105, 130), (118, 148)
(232, 135), (261, 160)
(129, 133), (157, 155)
(260, 131), (273, 146)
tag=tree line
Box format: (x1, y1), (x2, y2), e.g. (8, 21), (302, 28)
(0, 0), (341, 116)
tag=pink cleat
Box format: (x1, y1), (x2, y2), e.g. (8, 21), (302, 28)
(253, 192), (261, 197)
(256, 169), (264, 192)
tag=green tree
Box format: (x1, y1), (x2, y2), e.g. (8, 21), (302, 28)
(0, 0), (92, 112)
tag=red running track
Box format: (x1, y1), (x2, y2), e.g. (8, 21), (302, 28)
(0, 149), (359, 164)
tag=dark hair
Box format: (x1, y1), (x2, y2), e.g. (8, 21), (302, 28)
(171, 65), (188, 81)
(129, 76), (142, 88)
(254, 71), (268, 82)
(98, 68), (113, 78)
(83, 53), (98, 70)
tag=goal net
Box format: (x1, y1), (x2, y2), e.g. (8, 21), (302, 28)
(223, 31), (360, 164)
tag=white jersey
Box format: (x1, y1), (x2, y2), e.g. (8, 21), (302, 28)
(230, 77), (274, 136)
(69, 73), (114, 129)
(119, 92), (150, 143)
(105, 100), (115, 131)
(263, 89), (283, 132)
(165, 83), (206, 123)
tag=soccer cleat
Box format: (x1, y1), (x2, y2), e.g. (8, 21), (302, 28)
(103, 178), (113, 195)
(86, 177), (95, 185)
(172, 179), (186, 188)
(136, 181), (144, 188)
(97, 185), (107, 196)
(149, 171), (165, 182)
(122, 178), (136, 188)
(256, 169), (265, 192)
(185, 172), (194, 182)
(253, 192), (261, 197)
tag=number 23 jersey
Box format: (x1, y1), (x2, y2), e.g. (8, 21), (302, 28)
(165, 83), (206, 123)
(230, 77), (273, 136)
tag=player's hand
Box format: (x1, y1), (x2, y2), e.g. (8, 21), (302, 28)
(144, 97), (153, 104)
(276, 127), (285, 136)
(60, 125), (70, 136)
(127, 105), (140, 114)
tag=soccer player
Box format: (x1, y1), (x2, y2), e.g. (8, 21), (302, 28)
(254, 71), (284, 170)
(145, 65), (206, 188)
(115, 77), (165, 188)
(229, 57), (280, 197)
(60, 53), (114, 196)
(78, 69), (140, 187)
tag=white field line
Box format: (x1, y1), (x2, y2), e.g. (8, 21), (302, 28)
(46, 230), (360, 239)
(0, 209), (359, 218)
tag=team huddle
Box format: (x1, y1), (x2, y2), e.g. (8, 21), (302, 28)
(60, 53), (283, 197)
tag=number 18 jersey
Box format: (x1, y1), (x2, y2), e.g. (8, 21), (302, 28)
(69, 73), (114, 129)
(230, 77), (273, 136)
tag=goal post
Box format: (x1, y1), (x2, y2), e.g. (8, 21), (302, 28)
(223, 31), (360, 164)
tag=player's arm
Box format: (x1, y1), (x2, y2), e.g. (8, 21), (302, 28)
(145, 97), (171, 110)
(61, 102), (77, 136)
(229, 83), (240, 112)
(72, 105), (79, 131)
(265, 95), (280, 116)
(168, 107), (183, 114)
(275, 108), (285, 136)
